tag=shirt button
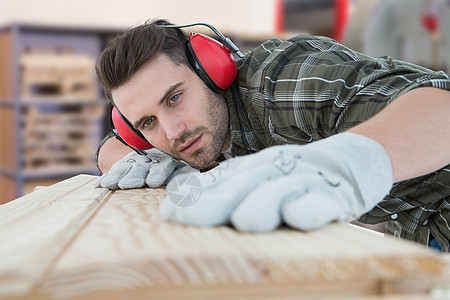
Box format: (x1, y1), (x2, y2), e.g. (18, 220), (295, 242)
(423, 219), (428, 225)
(391, 213), (398, 220)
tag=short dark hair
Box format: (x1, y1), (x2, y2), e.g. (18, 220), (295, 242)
(96, 19), (190, 102)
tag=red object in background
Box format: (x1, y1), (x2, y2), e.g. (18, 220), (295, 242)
(276, 0), (349, 41)
(421, 14), (439, 34)
(334, 0), (349, 43)
(421, 0), (440, 34)
(274, 0), (284, 34)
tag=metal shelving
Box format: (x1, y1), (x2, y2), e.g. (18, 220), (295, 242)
(0, 24), (120, 204)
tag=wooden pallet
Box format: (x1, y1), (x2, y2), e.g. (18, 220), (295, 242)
(0, 175), (448, 299)
(20, 51), (96, 100)
(20, 106), (101, 170)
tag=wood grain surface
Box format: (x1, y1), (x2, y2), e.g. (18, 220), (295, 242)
(0, 175), (448, 299)
(0, 175), (110, 296)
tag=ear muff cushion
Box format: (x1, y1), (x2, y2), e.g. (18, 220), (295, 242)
(111, 106), (153, 150)
(188, 33), (237, 90)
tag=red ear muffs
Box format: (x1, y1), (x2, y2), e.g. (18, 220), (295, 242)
(111, 106), (153, 150)
(186, 33), (237, 92)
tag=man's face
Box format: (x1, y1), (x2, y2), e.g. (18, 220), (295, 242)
(112, 54), (230, 169)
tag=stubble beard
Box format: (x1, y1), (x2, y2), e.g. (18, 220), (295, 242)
(171, 89), (229, 170)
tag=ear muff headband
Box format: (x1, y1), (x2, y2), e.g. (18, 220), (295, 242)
(160, 22), (243, 57)
(110, 23), (242, 152)
(161, 23), (243, 92)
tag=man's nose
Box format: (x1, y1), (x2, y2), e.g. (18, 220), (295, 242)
(160, 115), (186, 141)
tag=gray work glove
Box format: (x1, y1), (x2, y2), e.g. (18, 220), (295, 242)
(95, 148), (185, 190)
(159, 132), (393, 232)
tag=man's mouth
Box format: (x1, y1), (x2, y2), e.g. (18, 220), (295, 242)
(179, 135), (202, 155)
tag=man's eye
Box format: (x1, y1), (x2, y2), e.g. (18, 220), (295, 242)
(143, 117), (155, 128)
(169, 94), (181, 104)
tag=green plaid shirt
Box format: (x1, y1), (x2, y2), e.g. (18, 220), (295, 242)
(225, 35), (450, 251)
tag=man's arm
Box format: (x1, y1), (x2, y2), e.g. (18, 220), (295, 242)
(159, 86), (449, 235)
(97, 137), (134, 173)
(348, 87), (450, 183)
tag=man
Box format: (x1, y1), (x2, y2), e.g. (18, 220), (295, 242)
(95, 19), (450, 252)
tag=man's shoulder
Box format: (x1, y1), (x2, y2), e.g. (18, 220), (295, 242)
(236, 34), (343, 75)
(240, 34), (340, 59)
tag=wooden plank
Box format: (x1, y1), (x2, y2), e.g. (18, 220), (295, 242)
(0, 175), (111, 296)
(34, 182), (447, 299)
(13, 281), (387, 300)
(0, 175), (448, 299)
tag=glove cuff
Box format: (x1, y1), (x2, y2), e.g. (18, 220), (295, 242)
(306, 132), (393, 214)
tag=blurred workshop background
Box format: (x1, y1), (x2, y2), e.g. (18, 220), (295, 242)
(0, 0), (449, 204)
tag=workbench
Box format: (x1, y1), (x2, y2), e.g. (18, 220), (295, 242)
(0, 175), (449, 299)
